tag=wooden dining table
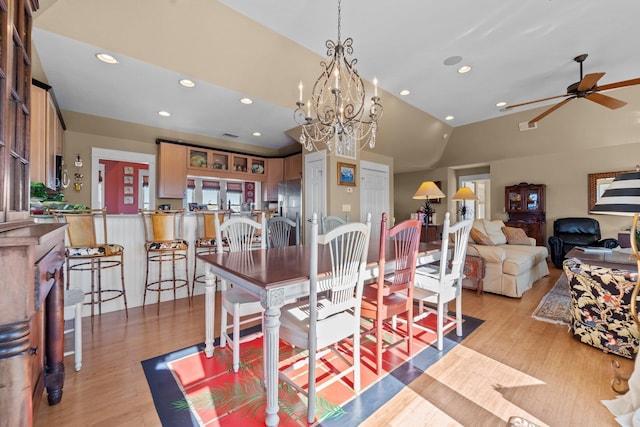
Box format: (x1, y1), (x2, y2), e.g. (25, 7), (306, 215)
(198, 240), (441, 427)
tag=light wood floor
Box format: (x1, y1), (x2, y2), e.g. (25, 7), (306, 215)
(35, 263), (629, 426)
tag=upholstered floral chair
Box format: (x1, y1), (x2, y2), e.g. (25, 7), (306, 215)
(563, 258), (640, 359)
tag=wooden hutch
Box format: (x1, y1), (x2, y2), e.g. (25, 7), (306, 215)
(0, 1), (68, 425)
(504, 182), (546, 246)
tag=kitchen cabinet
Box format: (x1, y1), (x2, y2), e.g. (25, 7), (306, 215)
(284, 153), (302, 180)
(181, 142), (268, 182)
(504, 182), (546, 246)
(264, 158), (284, 201)
(30, 83), (65, 190)
(158, 142), (187, 198)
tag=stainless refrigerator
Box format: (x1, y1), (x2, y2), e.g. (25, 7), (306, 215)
(278, 179), (302, 242)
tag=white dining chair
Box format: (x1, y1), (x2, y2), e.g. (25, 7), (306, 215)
(214, 212), (266, 373)
(278, 212), (371, 424)
(266, 214), (299, 248)
(321, 215), (347, 234)
(64, 288), (84, 371)
(412, 212), (473, 351)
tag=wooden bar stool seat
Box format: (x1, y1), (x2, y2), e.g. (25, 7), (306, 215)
(140, 209), (190, 314)
(52, 208), (128, 332)
(192, 211), (227, 301)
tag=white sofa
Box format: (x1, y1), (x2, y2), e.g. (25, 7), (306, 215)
(466, 219), (549, 298)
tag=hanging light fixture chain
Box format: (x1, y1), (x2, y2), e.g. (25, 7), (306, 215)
(337, 0), (341, 43)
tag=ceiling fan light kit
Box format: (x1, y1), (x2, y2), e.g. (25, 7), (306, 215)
(505, 54), (640, 124)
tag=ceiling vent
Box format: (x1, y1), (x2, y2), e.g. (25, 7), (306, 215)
(518, 122), (538, 131)
(222, 133), (239, 138)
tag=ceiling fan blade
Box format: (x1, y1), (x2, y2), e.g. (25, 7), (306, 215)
(578, 72), (605, 91)
(504, 94), (571, 110)
(596, 77), (640, 91)
(527, 97), (574, 125)
(585, 92), (627, 109)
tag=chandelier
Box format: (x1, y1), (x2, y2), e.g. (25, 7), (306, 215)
(294, 0), (383, 159)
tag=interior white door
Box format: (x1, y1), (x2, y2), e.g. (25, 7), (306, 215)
(360, 161), (389, 240)
(304, 150), (326, 243)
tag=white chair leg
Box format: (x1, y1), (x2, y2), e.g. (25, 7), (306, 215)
(74, 302), (82, 371)
(232, 304), (240, 373)
(455, 293), (463, 337)
(437, 299), (444, 351)
(220, 304), (228, 348)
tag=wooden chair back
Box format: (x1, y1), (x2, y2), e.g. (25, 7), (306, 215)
(140, 209), (185, 243)
(321, 215), (347, 234)
(377, 212), (422, 296)
(52, 208), (108, 248)
(197, 211), (225, 240)
(266, 214), (300, 248)
(435, 213), (474, 285)
(311, 213), (371, 321)
(215, 212), (266, 253)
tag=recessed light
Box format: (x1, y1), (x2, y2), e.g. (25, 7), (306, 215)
(240, 98), (253, 105)
(179, 79), (196, 88)
(252, 132), (261, 136)
(445, 115), (454, 121)
(399, 89), (410, 96)
(96, 53), (118, 64)
(496, 101), (507, 107)
(158, 111), (171, 117)
(457, 65), (472, 74)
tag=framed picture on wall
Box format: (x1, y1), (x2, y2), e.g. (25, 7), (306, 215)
(123, 175), (134, 184)
(338, 162), (356, 186)
(124, 186), (134, 195)
(123, 196), (134, 205)
(123, 166), (134, 175)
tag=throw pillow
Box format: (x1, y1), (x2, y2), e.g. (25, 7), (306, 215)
(482, 219), (508, 245)
(502, 226), (530, 245)
(470, 228), (495, 246)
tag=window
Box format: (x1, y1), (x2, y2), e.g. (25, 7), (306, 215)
(226, 182), (243, 212)
(186, 178), (220, 209)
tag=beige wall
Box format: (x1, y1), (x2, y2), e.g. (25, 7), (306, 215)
(321, 149), (394, 224)
(395, 86), (640, 241)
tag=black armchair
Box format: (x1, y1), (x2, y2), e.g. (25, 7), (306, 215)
(548, 217), (619, 268)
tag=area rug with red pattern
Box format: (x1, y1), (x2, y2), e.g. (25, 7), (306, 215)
(142, 314), (483, 426)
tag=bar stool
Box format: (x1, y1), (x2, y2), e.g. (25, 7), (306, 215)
(140, 209), (189, 314)
(52, 208), (128, 332)
(192, 210), (227, 301)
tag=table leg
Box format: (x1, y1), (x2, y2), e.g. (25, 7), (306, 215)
(263, 305), (281, 427)
(204, 265), (216, 358)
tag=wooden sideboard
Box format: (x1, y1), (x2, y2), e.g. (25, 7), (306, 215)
(0, 222), (67, 425)
(420, 224), (443, 243)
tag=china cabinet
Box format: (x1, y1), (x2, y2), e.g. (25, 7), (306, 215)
(504, 182), (546, 246)
(0, 1), (69, 425)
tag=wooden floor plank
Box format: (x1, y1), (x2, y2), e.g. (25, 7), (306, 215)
(34, 264), (628, 426)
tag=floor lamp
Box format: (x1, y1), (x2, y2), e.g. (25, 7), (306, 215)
(452, 187), (478, 220)
(412, 181), (445, 225)
(590, 169), (640, 396)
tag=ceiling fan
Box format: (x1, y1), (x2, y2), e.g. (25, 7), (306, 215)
(504, 54), (640, 125)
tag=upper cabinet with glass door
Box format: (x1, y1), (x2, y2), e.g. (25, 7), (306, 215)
(182, 145), (267, 181)
(505, 183), (545, 214)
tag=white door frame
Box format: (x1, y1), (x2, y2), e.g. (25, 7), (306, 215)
(91, 148), (156, 210)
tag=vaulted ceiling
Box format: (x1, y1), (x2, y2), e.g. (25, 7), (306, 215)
(32, 0), (640, 172)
